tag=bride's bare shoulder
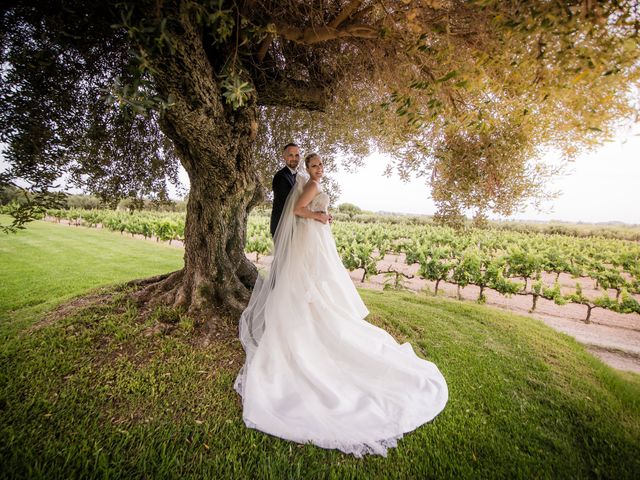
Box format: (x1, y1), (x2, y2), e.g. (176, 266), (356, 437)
(303, 179), (319, 192)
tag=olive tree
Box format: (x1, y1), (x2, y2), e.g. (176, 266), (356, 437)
(1, 0), (638, 328)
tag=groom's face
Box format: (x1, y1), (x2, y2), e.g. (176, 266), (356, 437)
(283, 146), (301, 170)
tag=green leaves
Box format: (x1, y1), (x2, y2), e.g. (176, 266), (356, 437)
(245, 221), (272, 261)
(105, 77), (175, 117)
(0, 184), (66, 233)
(436, 70), (459, 83)
(201, 1), (235, 43)
(340, 241), (379, 283)
(221, 74), (255, 110)
(543, 281), (568, 306)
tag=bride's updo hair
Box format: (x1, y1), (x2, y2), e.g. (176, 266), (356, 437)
(304, 153), (319, 168)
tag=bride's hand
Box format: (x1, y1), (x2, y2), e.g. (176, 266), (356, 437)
(315, 212), (330, 224)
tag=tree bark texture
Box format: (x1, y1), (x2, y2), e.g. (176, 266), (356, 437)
(132, 3), (261, 330)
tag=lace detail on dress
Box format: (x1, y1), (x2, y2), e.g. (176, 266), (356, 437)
(241, 413), (404, 458)
(308, 182), (330, 212)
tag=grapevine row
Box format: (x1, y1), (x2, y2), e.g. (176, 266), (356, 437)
(41, 208), (640, 321)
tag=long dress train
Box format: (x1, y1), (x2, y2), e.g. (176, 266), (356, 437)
(234, 176), (448, 457)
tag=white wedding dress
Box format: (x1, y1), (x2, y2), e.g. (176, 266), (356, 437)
(235, 176), (448, 457)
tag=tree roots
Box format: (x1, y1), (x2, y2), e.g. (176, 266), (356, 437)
(128, 268), (253, 338)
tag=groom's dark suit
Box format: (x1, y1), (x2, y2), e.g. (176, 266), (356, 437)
(270, 166), (297, 236)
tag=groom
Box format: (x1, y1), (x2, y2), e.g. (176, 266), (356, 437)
(270, 143), (300, 236)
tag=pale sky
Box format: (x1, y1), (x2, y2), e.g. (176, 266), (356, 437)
(2, 127), (638, 225)
(332, 128), (640, 225)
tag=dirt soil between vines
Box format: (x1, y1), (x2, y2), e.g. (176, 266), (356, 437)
(48, 220), (640, 375)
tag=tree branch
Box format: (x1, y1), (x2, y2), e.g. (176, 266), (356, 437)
(275, 22), (379, 45)
(255, 77), (327, 111)
(329, 0), (364, 29)
(256, 33), (274, 62)
(350, 4), (375, 23)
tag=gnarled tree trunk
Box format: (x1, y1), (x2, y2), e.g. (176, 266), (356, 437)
(132, 3), (261, 331)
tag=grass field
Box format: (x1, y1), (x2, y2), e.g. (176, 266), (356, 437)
(0, 218), (184, 329)
(1, 219), (639, 479)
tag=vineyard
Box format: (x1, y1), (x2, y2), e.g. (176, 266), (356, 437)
(41, 208), (640, 322)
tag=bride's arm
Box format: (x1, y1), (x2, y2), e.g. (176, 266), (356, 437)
(294, 182), (330, 224)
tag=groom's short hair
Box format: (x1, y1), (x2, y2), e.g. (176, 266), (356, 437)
(282, 142), (298, 151)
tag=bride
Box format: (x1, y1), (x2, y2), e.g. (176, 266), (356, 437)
(234, 153), (448, 457)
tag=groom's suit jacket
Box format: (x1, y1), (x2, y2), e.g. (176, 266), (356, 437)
(270, 166), (297, 236)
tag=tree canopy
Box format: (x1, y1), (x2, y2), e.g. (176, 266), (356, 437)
(1, 0), (639, 322)
(2, 1), (639, 226)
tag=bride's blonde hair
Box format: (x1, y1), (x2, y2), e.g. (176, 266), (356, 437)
(304, 153), (319, 168)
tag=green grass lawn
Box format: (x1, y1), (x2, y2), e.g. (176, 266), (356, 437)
(1, 219), (639, 479)
(0, 218), (184, 329)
